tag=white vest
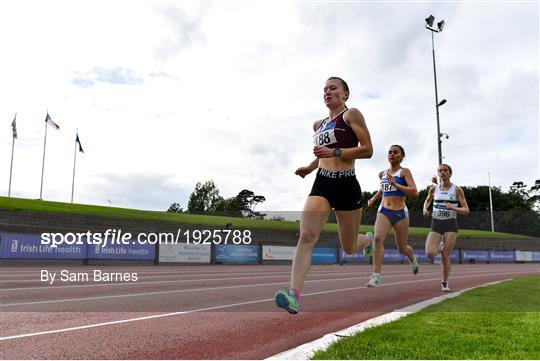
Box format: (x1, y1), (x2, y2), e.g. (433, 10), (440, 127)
(432, 184), (458, 220)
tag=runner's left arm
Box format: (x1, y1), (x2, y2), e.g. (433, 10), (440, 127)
(388, 168), (419, 198)
(445, 186), (470, 215)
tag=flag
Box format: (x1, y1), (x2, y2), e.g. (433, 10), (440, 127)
(76, 133), (84, 153)
(45, 113), (60, 130)
(11, 114), (17, 139)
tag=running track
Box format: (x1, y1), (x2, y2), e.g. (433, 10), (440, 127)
(1, 264), (538, 359)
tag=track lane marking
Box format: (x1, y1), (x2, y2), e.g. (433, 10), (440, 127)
(0, 270), (536, 341)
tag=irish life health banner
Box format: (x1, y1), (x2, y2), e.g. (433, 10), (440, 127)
(0, 234), (86, 259)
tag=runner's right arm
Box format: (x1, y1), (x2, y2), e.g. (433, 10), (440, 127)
(295, 158), (319, 178)
(367, 171), (384, 207)
(423, 186), (435, 217)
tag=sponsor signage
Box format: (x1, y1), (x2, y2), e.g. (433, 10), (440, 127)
(341, 250), (370, 263)
(515, 250), (533, 262)
(384, 248), (404, 262)
(262, 245), (295, 261)
(87, 242), (155, 260)
(0, 234), (86, 259)
(159, 244), (211, 263)
(215, 245), (259, 264)
(462, 250), (490, 262)
(312, 247), (336, 264)
(433, 250), (459, 263)
(489, 251), (516, 262)
(414, 249), (430, 262)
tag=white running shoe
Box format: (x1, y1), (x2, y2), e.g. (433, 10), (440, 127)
(366, 273), (382, 287)
(438, 240), (444, 253)
(441, 281), (450, 292)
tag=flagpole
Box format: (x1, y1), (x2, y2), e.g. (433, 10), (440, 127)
(71, 130), (78, 203)
(39, 114), (48, 200)
(8, 115), (16, 197)
(488, 172), (495, 232)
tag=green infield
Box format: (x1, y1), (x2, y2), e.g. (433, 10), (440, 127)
(0, 196), (528, 239)
(312, 276), (540, 360)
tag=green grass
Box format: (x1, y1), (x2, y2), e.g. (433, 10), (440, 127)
(0, 196), (528, 238)
(312, 276), (540, 360)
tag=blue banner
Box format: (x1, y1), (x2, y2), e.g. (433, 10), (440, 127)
(433, 250), (459, 263)
(215, 245), (259, 264)
(533, 252), (540, 262)
(462, 250), (490, 262)
(0, 234), (87, 259)
(87, 242), (155, 260)
(341, 250), (370, 263)
(490, 251), (516, 262)
(384, 248), (405, 262)
(414, 249), (430, 262)
(312, 247), (336, 264)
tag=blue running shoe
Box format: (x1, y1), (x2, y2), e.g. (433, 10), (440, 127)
(274, 286), (300, 314)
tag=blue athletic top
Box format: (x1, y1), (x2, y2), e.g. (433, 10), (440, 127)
(381, 168), (407, 197)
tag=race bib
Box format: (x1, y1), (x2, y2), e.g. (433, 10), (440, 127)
(313, 122), (337, 146)
(436, 209), (452, 218)
(433, 204), (456, 219)
(381, 182), (397, 192)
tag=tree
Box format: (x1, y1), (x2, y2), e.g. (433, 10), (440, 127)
(187, 181), (222, 213)
(212, 189), (266, 218)
(527, 179), (540, 212)
(509, 181), (528, 201)
(167, 203), (183, 213)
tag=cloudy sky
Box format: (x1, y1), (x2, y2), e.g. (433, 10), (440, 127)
(0, 1), (538, 212)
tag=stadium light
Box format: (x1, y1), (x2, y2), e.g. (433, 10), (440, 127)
(425, 14), (446, 165)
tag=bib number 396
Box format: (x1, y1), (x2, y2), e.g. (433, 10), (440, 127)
(437, 209), (451, 218)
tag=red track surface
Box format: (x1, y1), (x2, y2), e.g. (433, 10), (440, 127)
(1, 263), (538, 359)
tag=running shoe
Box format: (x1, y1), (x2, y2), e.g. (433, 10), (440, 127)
(362, 232), (375, 258)
(366, 273), (382, 287)
(274, 286), (300, 314)
(410, 255), (420, 275)
(441, 281), (450, 292)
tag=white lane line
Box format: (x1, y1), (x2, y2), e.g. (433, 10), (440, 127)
(1, 273), (294, 291)
(1, 264), (532, 276)
(0, 271), (534, 341)
(0, 265), (352, 275)
(0, 271), (444, 307)
(0, 269), (450, 292)
(2, 264), (535, 280)
(266, 279), (513, 360)
(0, 268), (366, 282)
(2, 266), (536, 293)
(8, 267), (522, 306)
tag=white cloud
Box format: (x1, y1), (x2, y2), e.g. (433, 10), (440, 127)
(0, 1), (537, 212)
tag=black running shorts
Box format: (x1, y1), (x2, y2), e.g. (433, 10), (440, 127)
(431, 218), (459, 234)
(309, 168), (363, 211)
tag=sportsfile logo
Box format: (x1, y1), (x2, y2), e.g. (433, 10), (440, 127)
(41, 230), (133, 248)
(40, 228), (253, 248)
